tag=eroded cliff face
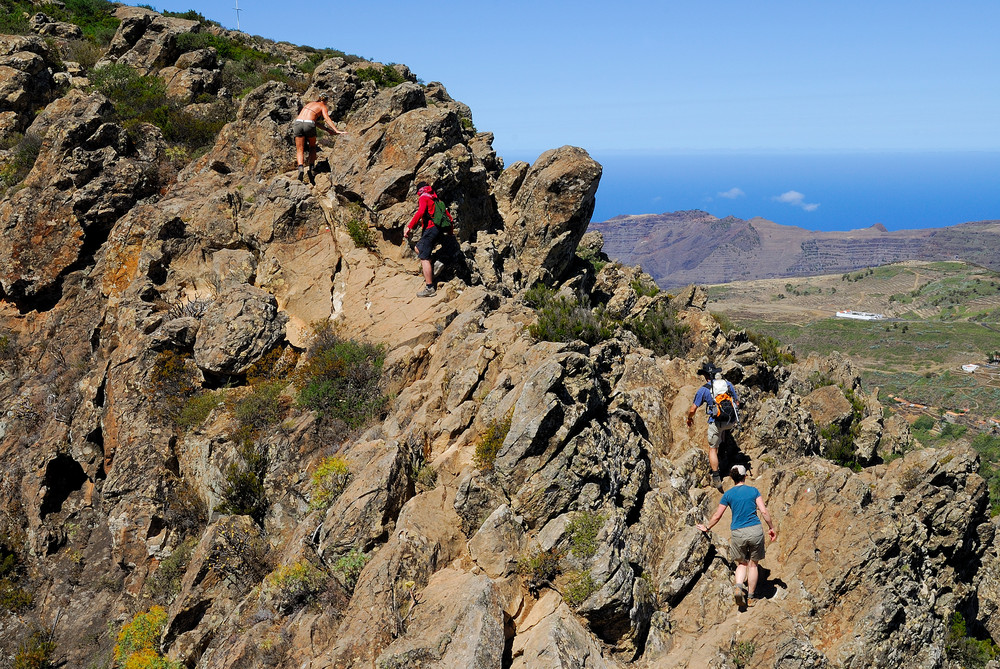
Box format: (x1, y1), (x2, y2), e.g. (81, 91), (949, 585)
(0, 8), (997, 669)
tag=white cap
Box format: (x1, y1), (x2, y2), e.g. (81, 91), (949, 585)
(732, 464), (747, 476)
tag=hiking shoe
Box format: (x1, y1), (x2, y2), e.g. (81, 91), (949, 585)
(432, 260), (445, 277)
(711, 470), (723, 490)
(416, 285), (436, 298)
(733, 583), (748, 608)
(296, 167), (304, 182)
(747, 595), (757, 607)
(306, 166), (315, 184)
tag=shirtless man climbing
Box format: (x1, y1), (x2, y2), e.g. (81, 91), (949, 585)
(292, 93), (346, 182)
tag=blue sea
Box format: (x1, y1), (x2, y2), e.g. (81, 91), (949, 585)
(506, 151), (1000, 232)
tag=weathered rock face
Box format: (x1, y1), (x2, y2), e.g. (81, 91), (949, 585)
(0, 34), (59, 138)
(0, 8), (987, 669)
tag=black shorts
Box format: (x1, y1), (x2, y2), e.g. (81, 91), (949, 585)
(292, 120), (317, 138)
(415, 225), (441, 260)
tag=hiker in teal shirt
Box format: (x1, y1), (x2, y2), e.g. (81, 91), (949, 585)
(697, 464), (777, 608)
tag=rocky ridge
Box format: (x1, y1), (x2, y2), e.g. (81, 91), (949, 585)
(1, 7), (999, 669)
(590, 210), (1000, 290)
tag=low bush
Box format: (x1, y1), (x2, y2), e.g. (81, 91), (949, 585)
(295, 325), (387, 429)
(309, 456), (351, 510)
(972, 433), (1000, 515)
(346, 215), (377, 250)
(114, 607), (183, 669)
(176, 31), (277, 64)
(946, 612), (997, 668)
(747, 331), (797, 367)
(566, 511), (605, 560)
(12, 628), (56, 669)
(1, 0), (119, 43)
(333, 548), (369, 591)
(0, 132), (43, 195)
(624, 302), (690, 358)
(145, 537), (197, 605)
(912, 415), (935, 431)
(216, 59), (305, 98)
(731, 640), (757, 669)
(216, 442), (270, 525)
(206, 517), (270, 592)
(630, 278), (660, 298)
(147, 350), (200, 424)
(526, 285), (614, 346)
(176, 391), (221, 430)
(355, 65), (405, 88)
(264, 561), (326, 613)
(1, 536), (33, 613)
(226, 381), (287, 447)
(60, 38), (103, 70)
(475, 411), (513, 472)
(563, 570), (598, 607)
(518, 548), (561, 591)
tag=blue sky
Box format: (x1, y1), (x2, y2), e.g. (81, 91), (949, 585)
(138, 1), (1000, 157)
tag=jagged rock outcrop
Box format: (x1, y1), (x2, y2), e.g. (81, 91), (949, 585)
(0, 8), (991, 669)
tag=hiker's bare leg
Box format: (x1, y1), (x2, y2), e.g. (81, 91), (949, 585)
(747, 560), (759, 596)
(421, 259), (433, 285)
(709, 445), (720, 472)
(306, 137), (317, 167)
(734, 561), (747, 587)
(295, 136), (306, 167)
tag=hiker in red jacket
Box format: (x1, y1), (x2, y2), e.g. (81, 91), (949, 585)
(292, 93), (346, 183)
(403, 182), (454, 297)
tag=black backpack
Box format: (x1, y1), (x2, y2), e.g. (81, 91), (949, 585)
(704, 379), (738, 424)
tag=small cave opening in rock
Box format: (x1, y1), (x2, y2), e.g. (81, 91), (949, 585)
(40, 454), (89, 518)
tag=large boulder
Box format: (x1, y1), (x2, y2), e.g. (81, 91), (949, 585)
(192, 284), (287, 375)
(502, 146), (602, 286)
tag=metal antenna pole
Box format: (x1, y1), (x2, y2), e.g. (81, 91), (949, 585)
(234, 0), (242, 31)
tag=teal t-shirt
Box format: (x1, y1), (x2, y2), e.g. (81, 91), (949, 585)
(720, 484), (761, 530)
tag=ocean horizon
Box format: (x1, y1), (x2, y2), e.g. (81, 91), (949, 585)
(503, 150), (1000, 233)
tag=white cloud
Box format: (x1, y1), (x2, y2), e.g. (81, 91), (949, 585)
(718, 187), (745, 199)
(774, 190), (819, 212)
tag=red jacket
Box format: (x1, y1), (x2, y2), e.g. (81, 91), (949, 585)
(406, 191), (454, 232)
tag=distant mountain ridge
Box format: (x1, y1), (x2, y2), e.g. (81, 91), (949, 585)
(589, 210), (1000, 288)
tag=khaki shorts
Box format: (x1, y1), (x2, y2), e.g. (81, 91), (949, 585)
(707, 420), (735, 449)
(730, 525), (765, 562)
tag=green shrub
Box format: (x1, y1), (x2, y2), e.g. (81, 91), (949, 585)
(0, 132), (42, 194)
(912, 415), (935, 431)
(0, 537), (33, 612)
(566, 511), (605, 560)
(710, 311), (735, 334)
(0, 331), (21, 372)
(60, 38), (103, 70)
(147, 350), (200, 424)
(61, 0), (119, 44)
(475, 411), (513, 472)
(526, 285), (614, 346)
(576, 245), (607, 273)
(0, 5), (30, 34)
(295, 325), (387, 429)
(624, 302), (690, 358)
(333, 548), (369, 591)
(114, 607), (183, 669)
(145, 537), (197, 605)
(630, 278), (660, 298)
(946, 612), (997, 668)
(91, 62), (169, 122)
(747, 330), (797, 367)
(517, 548), (561, 584)
(161, 9), (214, 24)
(206, 517), (270, 592)
(176, 32), (277, 64)
(346, 216), (378, 250)
(355, 65), (405, 88)
(731, 640), (757, 669)
(972, 433), (1000, 515)
(264, 561), (326, 613)
(12, 629), (56, 669)
(216, 441), (270, 524)
(563, 570), (598, 607)
(940, 422), (968, 439)
(216, 59), (303, 98)
(226, 381), (287, 446)
(176, 391), (221, 430)
(309, 456), (351, 510)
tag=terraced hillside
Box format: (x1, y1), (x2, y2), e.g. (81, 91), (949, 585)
(707, 261), (1000, 421)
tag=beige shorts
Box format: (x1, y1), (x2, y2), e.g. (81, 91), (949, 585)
(707, 420), (735, 449)
(730, 525), (766, 562)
